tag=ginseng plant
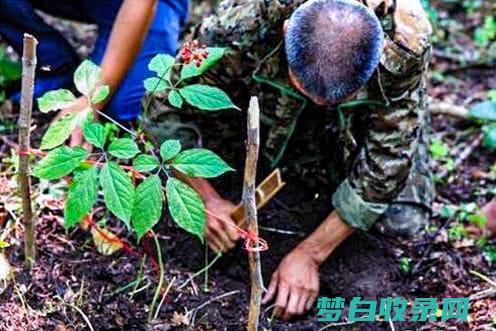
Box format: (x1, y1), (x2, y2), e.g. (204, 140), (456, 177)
(31, 44), (237, 317)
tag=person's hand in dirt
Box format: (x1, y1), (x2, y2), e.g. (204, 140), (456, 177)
(204, 197), (240, 252)
(174, 175), (240, 252)
(262, 211), (355, 320)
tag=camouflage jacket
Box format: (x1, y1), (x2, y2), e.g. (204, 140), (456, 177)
(190, 0), (433, 231)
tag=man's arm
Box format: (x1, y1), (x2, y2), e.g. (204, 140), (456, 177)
(61, 0), (157, 146)
(99, 0), (157, 94)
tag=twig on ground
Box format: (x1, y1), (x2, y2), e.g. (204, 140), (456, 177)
(430, 100), (469, 119)
(438, 132), (484, 179)
(243, 96), (264, 331)
(469, 269), (496, 290)
(153, 276), (176, 320)
(18, 34), (38, 270)
(318, 320), (356, 330)
(148, 231), (165, 323)
(177, 252), (222, 290)
(187, 290), (240, 327)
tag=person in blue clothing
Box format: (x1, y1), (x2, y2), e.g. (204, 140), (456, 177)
(0, 0), (189, 144)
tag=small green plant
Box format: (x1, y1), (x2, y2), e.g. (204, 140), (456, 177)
(440, 203), (487, 241)
(429, 139), (454, 177)
(0, 46), (21, 103)
(34, 55), (237, 242)
(467, 100), (496, 149)
(474, 16), (496, 47)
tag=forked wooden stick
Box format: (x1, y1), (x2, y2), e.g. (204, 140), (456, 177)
(243, 97), (263, 331)
(18, 34), (38, 270)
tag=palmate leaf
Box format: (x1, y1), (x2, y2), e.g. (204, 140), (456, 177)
(132, 175), (164, 240)
(108, 138), (140, 159)
(74, 60), (101, 96)
(166, 177), (205, 241)
(40, 108), (91, 150)
(33, 146), (89, 180)
(172, 148), (233, 178)
(37, 89), (77, 113)
(180, 47), (227, 81)
(99, 161), (135, 227)
(160, 139), (181, 162)
(64, 167), (99, 229)
(133, 154), (160, 172)
(179, 84), (238, 111)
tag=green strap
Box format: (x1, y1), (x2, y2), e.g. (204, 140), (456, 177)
(252, 73), (308, 167)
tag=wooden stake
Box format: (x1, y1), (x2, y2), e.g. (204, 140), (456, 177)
(18, 34), (38, 270)
(243, 97), (263, 331)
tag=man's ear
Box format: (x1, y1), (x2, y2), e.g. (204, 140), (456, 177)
(283, 19), (289, 34)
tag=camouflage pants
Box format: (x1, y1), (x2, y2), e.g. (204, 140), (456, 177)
(142, 96), (435, 236)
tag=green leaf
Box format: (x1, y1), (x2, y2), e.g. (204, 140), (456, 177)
(144, 77), (168, 93)
(467, 214), (488, 228)
(40, 108), (90, 150)
(99, 161), (135, 227)
(74, 60), (101, 96)
(160, 139), (181, 162)
(180, 84), (238, 111)
(469, 101), (496, 122)
(0, 241), (10, 249)
(83, 121), (106, 149)
(168, 90), (183, 108)
(172, 148), (233, 178)
(483, 125), (496, 149)
(108, 138), (140, 159)
(148, 54), (175, 79)
(0, 49), (21, 81)
(37, 89), (77, 113)
(33, 146), (89, 180)
(91, 85), (110, 104)
(64, 167), (99, 229)
(429, 140), (449, 159)
(133, 154), (160, 172)
(180, 47), (227, 80)
(488, 90), (496, 102)
(166, 177), (205, 241)
(440, 204), (457, 219)
(132, 175), (163, 240)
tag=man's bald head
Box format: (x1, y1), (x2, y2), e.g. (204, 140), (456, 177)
(285, 0), (384, 104)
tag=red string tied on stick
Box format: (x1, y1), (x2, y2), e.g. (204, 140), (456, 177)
(205, 209), (269, 252)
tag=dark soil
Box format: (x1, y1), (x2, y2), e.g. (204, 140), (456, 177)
(1, 0), (496, 330)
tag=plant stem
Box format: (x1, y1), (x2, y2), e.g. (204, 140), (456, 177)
(147, 231), (165, 323)
(18, 34), (38, 270)
(243, 97), (263, 331)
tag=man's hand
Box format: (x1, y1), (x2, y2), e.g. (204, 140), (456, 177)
(204, 197), (240, 253)
(262, 244), (320, 320)
(51, 96), (92, 150)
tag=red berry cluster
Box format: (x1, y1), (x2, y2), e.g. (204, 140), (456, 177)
(180, 40), (209, 67)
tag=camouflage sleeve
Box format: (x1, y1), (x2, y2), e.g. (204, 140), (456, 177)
(198, 0), (307, 50)
(332, 0), (433, 231)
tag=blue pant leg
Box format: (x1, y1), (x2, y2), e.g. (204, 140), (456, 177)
(90, 0), (189, 121)
(0, 0), (79, 71)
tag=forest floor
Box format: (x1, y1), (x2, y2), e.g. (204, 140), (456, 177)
(1, 1), (495, 330)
